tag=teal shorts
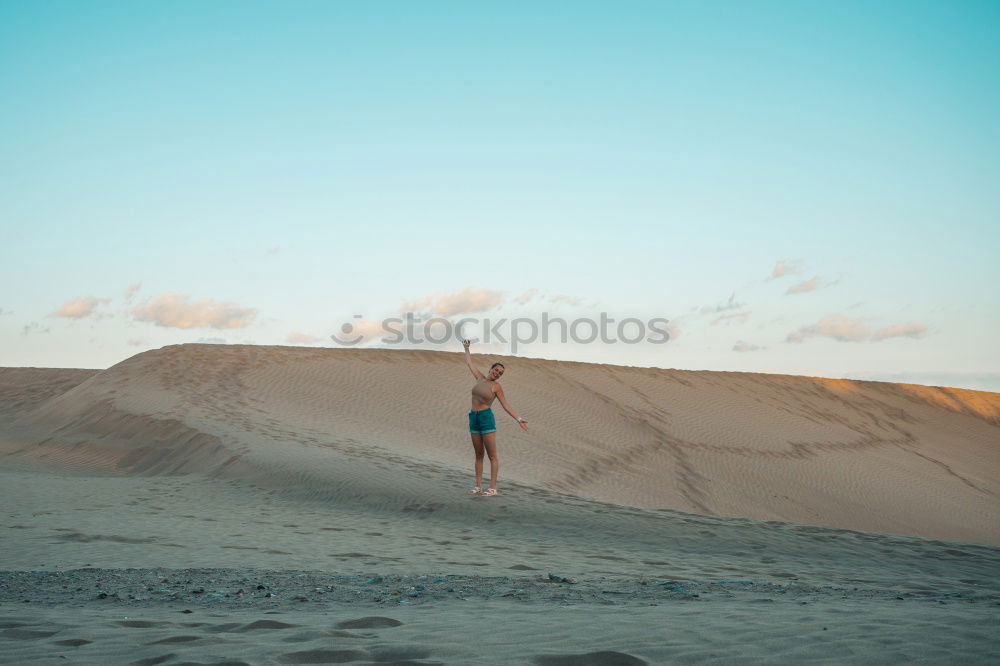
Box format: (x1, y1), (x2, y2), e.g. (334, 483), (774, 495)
(469, 408), (497, 434)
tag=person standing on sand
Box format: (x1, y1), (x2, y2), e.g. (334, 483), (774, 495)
(462, 338), (528, 497)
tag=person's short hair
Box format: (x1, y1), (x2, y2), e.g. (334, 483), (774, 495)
(490, 362), (505, 370)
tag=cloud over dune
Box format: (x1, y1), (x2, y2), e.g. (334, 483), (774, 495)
(51, 296), (111, 319)
(287, 332), (324, 344)
(402, 288), (505, 316)
(872, 322), (928, 341)
(786, 277), (820, 294)
(768, 260), (800, 280)
(513, 288), (539, 304)
(786, 276), (837, 295)
(331, 319), (388, 343)
(129, 293), (256, 330)
(401, 287), (596, 316)
(787, 314), (929, 344)
(787, 314), (870, 343)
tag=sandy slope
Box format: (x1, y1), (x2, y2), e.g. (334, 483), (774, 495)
(2, 343), (997, 544)
(0, 367), (97, 428)
(2, 344), (999, 664)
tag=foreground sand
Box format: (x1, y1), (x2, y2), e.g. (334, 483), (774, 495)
(1, 344), (998, 663)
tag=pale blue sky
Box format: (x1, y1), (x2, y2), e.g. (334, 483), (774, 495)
(2, 1), (998, 390)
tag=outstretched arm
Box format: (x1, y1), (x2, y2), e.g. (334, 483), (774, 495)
(495, 384), (529, 432)
(462, 339), (486, 380)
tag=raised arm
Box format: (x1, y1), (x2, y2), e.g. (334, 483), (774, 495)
(462, 339), (486, 380)
(495, 384), (529, 432)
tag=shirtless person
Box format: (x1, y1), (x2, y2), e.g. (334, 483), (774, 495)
(462, 338), (528, 496)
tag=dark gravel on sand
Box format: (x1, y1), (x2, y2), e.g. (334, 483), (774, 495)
(2, 568), (996, 610)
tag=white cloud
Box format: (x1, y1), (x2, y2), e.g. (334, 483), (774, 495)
(401, 288), (505, 316)
(329, 318), (388, 344)
(513, 288), (540, 304)
(787, 314), (931, 344)
(733, 340), (762, 352)
(352, 320), (387, 338)
(786, 276), (838, 295)
(786, 277), (820, 294)
(872, 322), (928, 341)
(768, 260), (801, 280)
(51, 296), (111, 319)
(287, 331), (324, 344)
(129, 293), (257, 329)
(786, 314), (870, 343)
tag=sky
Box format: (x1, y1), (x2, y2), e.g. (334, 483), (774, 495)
(2, 0), (999, 391)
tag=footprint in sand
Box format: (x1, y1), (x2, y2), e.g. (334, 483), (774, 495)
(147, 635), (201, 644)
(334, 616), (403, 629)
(130, 655), (176, 666)
(276, 649), (369, 664)
(533, 651), (647, 665)
(2, 628), (60, 640)
(238, 620), (298, 631)
(119, 620), (163, 628)
(366, 645), (434, 661)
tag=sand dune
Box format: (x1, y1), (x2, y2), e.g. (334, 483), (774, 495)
(3, 344), (999, 663)
(2, 343), (997, 544)
(0, 367), (97, 428)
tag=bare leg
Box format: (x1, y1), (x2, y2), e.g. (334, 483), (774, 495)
(470, 433), (485, 488)
(483, 431), (499, 490)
